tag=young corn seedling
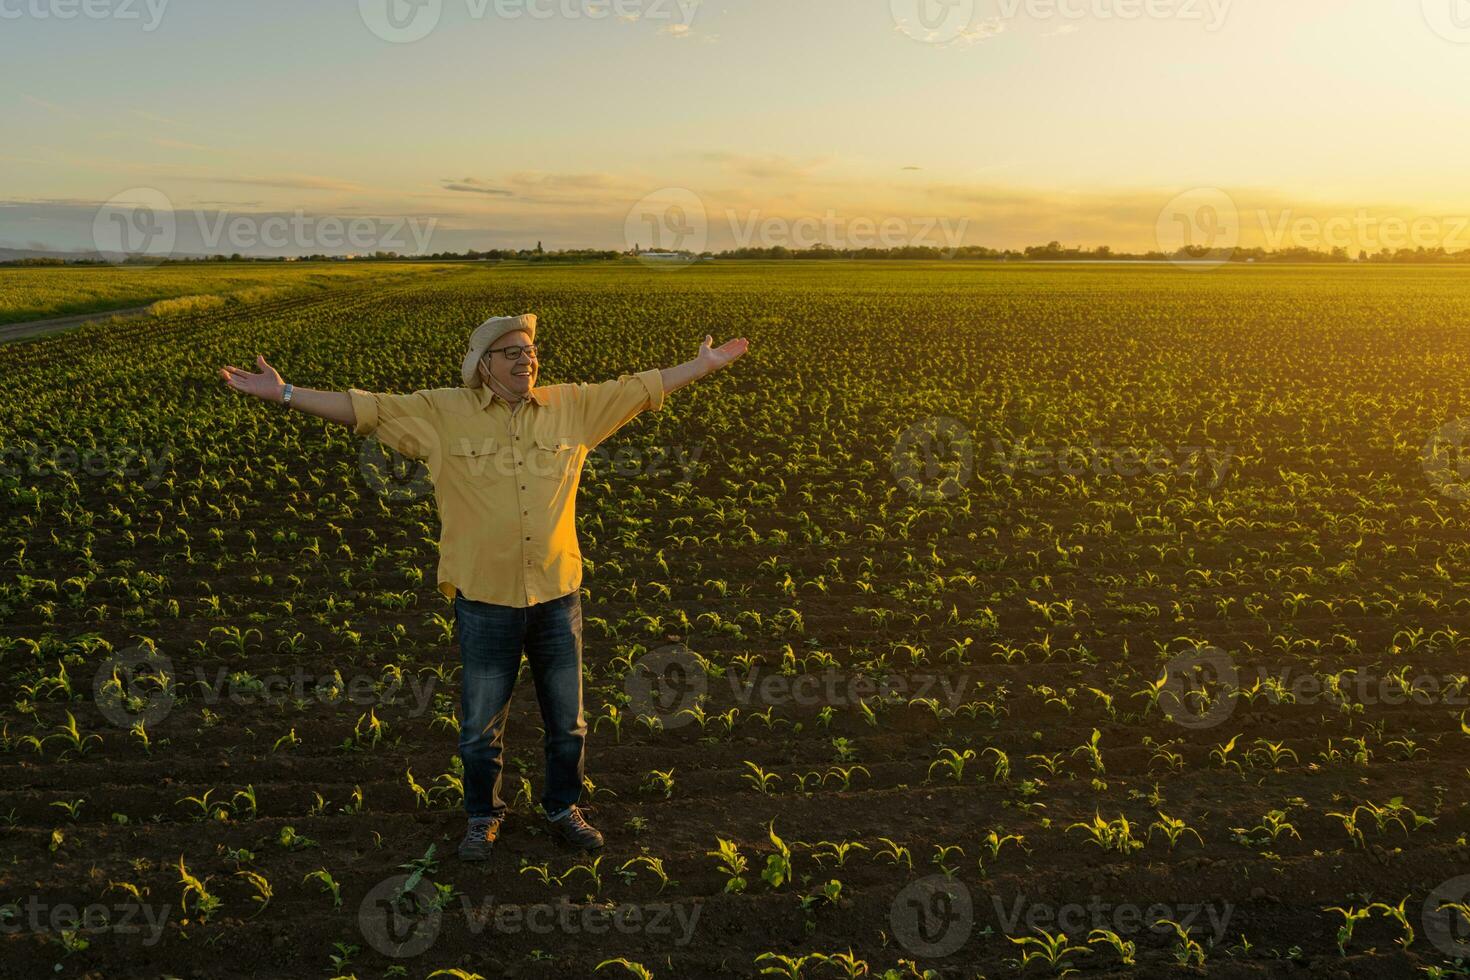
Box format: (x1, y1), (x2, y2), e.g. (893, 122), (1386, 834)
(49, 799), (83, 822)
(927, 747), (976, 783)
(619, 855), (676, 894)
(931, 843), (965, 879)
(230, 784), (258, 820)
(1067, 812), (1144, 855)
(706, 838), (749, 894)
(1071, 728), (1105, 775)
(1148, 811), (1205, 851)
(593, 704), (626, 743)
(1008, 927), (1090, 976)
(811, 840), (868, 868)
(1157, 918), (1206, 968)
(342, 708), (387, 751)
(642, 768), (676, 799)
(1324, 905), (1371, 955)
(1250, 738), (1298, 771)
(1209, 734), (1245, 773)
(743, 761), (783, 796)
(1087, 928), (1137, 966)
(45, 712), (101, 757)
(235, 869), (272, 916)
(561, 855), (605, 897)
(762, 823), (794, 890)
(302, 869), (342, 910)
(177, 788), (228, 823)
(875, 837), (913, 869)
(976, 829), (1025, 875)
(405, 768), (432, 808)
(982, 746), (1011, 783)
(1368, 898), (1415, 949)
(814, 949), (869, 979)
(277, 826), (318, 850)
(797, 879), (842, 912)
(596, 960), (655, 980)
(822, 765), (869, 792)
(177, 855), (221, 922)
(753, 953), (818, 979)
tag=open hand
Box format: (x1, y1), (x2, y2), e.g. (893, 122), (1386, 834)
(220, 354), (285, 402)
(695, 335), (749, 375)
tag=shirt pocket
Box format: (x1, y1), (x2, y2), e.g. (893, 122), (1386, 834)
(446, 437), (501, 480)
(527, 436), (580, 483)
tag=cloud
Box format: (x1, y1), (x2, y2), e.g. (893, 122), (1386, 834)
(173, 173), (369, 193)
(442, 179), (514, 196)
(701, 152), (833, 182)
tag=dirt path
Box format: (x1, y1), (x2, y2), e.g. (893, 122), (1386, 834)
(0, 304), (151, 343)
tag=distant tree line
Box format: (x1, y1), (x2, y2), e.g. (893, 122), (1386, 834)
(712, 241), (1470, 263)
(10, 242), (1470, 267)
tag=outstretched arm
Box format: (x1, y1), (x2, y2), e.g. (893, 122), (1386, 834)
(659, 335), (749, 394)
(219, 354), (357, 427)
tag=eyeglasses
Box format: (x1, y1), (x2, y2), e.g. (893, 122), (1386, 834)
(484, 344), (539, 361)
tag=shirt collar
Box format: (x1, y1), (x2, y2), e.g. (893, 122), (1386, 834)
(473, 383), (544, 410)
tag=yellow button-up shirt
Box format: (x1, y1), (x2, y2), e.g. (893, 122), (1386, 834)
(348, 369), (665, 607)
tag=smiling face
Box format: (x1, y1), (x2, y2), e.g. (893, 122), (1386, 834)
(477, 328), (538, 399)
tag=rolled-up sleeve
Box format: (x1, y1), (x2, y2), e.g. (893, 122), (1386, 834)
(347, 388), (441, 461)
(576, 368), (665, 448)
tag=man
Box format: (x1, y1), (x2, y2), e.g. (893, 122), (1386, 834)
(219, 314), (748, 860)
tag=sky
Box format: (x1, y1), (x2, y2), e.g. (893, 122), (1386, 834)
(5, 0), (1470, 256)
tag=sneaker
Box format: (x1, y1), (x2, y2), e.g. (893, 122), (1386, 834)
(458, 816), (502, 861)
(546, 806), (604, 852)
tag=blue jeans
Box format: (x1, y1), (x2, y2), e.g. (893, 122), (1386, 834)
(453, 589), (586, 820)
